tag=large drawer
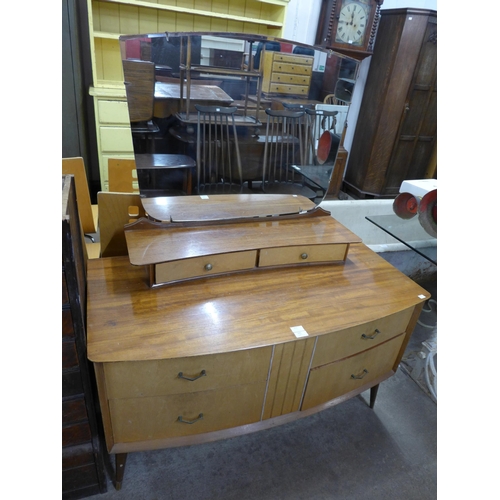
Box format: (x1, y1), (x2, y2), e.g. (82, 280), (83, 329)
(312, 308), (414, 367)
(302, 333), (406, 410)
(110, 382), (266, 442)
(271, 73), (311, 86)
(268, 83), (309, 95)
(272, 61), (312, 75)
(104, 346), (272, 399)
(259, 244), (348, 267)
(155, 250), (257, 285)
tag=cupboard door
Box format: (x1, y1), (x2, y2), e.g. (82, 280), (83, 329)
(302, 333), (405, 410)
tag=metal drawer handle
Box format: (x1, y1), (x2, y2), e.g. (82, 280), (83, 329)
(361, 329), (380, 340)
(178, 370), (206, 381)
(301, 253), (308, 260)
(350, 369), (368, 380)
(177, 413), (203, 424)
(204, 263), (213, 271)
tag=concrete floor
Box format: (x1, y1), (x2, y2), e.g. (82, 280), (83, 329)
(86, 275), (437, 500)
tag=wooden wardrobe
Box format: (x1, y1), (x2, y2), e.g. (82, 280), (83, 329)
(343, 8), (437, 198)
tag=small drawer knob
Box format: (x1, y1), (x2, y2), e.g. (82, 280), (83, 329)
(204, 263), (213, 271)
(301, 253), (308, 260)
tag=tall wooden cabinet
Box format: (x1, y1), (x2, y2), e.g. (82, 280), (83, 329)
(343, 9), (437, 198)
(63, 175), (107, 498)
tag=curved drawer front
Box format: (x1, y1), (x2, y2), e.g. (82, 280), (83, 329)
(155, 250), (257, 285)
(312, 307), (414, 367)
(259, 244), (348, 268)
(104, 346), (272, 399)
(110, 382), (266, 442)
(302, 333), (406, 410)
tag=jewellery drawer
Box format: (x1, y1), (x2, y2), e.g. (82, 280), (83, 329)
(301, 333), (406, 410)
(312, 308), (414, 367)
(103, 346), (272, 399)
(258, 243), (348, 268)
(154, 250), (257, 285)
(109, 382), (266, 442)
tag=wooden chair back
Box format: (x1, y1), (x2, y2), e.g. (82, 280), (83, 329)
(97, 192), (146, 258)
(195, 104), (243, 194)
(108, 158), (139, 193)
(122, 59), (155, 122)
(62, 157), (98, 234)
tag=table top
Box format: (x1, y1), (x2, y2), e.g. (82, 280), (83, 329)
(155, 81), (233, 103)
(141, 194), (316, 222)
(366, 214), (437, 265)
(86, 242), (430, 363)
(134, 154), (196, 170)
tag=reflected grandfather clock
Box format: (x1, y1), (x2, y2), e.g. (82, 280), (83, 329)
(315, 0), (384, 58)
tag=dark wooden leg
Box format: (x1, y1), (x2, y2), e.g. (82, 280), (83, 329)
(115, 453), (128, 491)
(369, 384), (380, 409)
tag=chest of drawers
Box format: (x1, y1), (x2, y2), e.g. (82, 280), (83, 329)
(88, 221), (428, 489)
(261, 52), (314, 97)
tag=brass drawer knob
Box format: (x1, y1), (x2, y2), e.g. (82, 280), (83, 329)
(204, 263), (213, 271)
(301, 253), (308, 260)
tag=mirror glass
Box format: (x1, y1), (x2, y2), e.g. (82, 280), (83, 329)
(119, 32), (358, 210)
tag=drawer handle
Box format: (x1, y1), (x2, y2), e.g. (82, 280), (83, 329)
(177, 413), (203, 424)
(178, 370), (206, 381)
(204, 264), (213, 271)
(350, 369), (368, 380)
(361, 329), (381, 340)
(301, 253), (308, 260)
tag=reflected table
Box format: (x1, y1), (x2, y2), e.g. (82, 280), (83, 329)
(365, 214), (437, 265)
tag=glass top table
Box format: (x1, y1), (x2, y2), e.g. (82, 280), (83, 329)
(365, 214), (437, 265)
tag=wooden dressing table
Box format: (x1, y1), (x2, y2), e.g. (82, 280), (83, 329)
(86, 195), (430, 489)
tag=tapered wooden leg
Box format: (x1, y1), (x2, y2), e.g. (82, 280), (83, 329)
(115, 453), (128, 490)
(369, 384), (380, 409)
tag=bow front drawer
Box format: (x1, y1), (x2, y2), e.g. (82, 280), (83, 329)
(259, 244), (348, 267)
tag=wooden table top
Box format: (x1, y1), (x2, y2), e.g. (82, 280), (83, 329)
(125, 214), (361, 266)
(141, 194), (316, 222)
(155, 81), (233, 103)
(86, 243), (430, 363)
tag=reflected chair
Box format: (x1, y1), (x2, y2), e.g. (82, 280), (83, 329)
(195, 104), (243, 194)
(108, 158), (139, 193)
(323, 94), (349, 106)
(97, 191), (146, 258)
(304, 108), (339, 165)
(62, 157), (100, 259)
(122, 59), (160, 153)
(261, 108), (318, 200)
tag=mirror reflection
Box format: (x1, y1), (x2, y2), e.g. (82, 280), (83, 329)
(119, 32), (358, 206)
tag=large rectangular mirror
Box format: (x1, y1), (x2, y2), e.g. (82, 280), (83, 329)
(118, 32), (359, 211)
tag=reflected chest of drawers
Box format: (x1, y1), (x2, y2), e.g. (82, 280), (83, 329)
(86, 202), (429, 490)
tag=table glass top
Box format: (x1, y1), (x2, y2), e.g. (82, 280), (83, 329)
(365, 214), (437, 265)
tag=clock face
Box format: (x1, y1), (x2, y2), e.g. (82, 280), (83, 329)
(335, 1), (371, 46)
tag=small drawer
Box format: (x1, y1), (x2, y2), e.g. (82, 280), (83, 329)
(273, 53), (313, 65)
(272, 61), (312, 75)
(110, 382), (266, 442)
(104, 346), (272, 399)
(259, 244), (347, 268)
(98, 99), (131, 124)
(154, 250), (257, 285)
(269, 83), (309, 95)
(312, 308), (414, 367)
(302, 333), (406, 410)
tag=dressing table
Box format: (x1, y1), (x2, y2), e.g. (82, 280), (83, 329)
(86, 194), (430, 489)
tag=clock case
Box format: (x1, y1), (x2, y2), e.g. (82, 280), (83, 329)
(315, 0), (384, 59)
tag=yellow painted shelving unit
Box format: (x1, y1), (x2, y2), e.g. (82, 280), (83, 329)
(86, 0), (288, 190)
